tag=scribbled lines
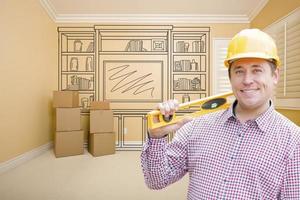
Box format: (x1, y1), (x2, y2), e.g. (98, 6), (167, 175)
(108, 64), (154, 97)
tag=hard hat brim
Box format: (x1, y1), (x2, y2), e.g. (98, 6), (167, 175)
(224, 52), (280, 68)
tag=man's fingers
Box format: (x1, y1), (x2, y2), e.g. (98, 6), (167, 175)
(173, 99), (179, 111)
(164, 102), (171, 117)
(157, 100), (179, 114)
(168, 100), (175, 111)
(158, 103), (165, 115)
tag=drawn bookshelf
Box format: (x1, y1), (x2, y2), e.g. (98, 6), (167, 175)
(58, 25), (210, 149)
(171, 27), (210, 104)
(58, 27), (96, 112)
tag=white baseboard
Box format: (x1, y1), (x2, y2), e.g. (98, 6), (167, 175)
(0, 142), (53, 175)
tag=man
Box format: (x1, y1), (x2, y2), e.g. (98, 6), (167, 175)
(141, 29), (300, 199)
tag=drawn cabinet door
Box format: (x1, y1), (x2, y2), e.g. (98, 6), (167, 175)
(113, 115), (121, 148)
(122, 115), (147, 147)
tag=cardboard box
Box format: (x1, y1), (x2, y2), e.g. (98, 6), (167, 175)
(56, 108), (81, 131)
(54, 130), (84, 157)
(90, 110), (113, 133)
(89, 132), (115, 157)
(53, 91), (79, 108)
(90, 101), (110, 110)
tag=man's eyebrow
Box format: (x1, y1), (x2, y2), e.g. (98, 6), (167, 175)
(232, 64), (263, 70)
(251, 64), (263, 68)
(232, 66), (243, 70)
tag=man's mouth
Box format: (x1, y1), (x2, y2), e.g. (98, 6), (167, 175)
(240, 88), (259, 93)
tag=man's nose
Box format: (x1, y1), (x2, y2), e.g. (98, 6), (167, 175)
(242, 72), (254, 85)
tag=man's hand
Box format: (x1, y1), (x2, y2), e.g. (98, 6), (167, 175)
(148, 99), (192, 139)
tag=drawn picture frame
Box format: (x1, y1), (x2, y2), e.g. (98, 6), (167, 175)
(152, 39), (166, 51)
(103, 60), (164, 102)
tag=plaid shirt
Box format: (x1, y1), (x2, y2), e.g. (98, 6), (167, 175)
(141, 102), (300, 199)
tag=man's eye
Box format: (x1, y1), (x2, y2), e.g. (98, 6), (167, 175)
(235, 70), (243, 74)
(254, 69), (262, 73)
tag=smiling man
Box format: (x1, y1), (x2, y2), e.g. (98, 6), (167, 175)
(141, 29), (300, 199)
(229, 57), (279, 123)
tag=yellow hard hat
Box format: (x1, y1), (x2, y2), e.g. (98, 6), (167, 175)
(224, 28), (280, 68)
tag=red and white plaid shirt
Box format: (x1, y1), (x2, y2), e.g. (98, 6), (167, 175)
(141, 102), (300, 199)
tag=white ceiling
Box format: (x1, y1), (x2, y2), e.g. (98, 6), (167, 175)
(40, 0), (269, 23)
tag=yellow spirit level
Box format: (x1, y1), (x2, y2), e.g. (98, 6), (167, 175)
(147, 91), (234, 129)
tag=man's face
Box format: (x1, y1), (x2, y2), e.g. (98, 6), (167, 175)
(229, 58), (279, 110)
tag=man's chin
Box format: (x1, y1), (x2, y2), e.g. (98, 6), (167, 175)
(238, 100), (260, 110)
(238, 91), (259, 99)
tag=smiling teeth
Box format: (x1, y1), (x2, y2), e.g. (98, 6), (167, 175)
(242, 89), (257, 92)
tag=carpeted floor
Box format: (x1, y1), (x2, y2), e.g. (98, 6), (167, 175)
(0, 150), (188, 200)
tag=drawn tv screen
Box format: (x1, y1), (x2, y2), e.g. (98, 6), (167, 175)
(103, 60), (163, 102)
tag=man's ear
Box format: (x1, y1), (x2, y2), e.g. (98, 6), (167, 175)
(273, 68), (280, 84)
(228, 66), (232, 80)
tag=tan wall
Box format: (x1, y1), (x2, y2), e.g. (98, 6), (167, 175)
(208, 23), (249, 38)
(251, 0), (300, 125)
(0, 0), (57, 162)
(251, 0), (300, 29)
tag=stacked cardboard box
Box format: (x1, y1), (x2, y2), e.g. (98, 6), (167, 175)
(89, 101), (115, 157)
(53, 91), (84, 157)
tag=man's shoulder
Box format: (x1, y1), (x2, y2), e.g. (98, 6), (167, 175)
(273, 110), (300, 129)
(272, 110), (300, 139)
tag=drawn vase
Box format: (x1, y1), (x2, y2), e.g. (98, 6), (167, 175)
(74, 40), (83, 52)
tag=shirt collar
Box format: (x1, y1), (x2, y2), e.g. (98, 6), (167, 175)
(254, 100), (275, 134)
(220, 101), (236, 124)
(221, 100), (275, 134)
